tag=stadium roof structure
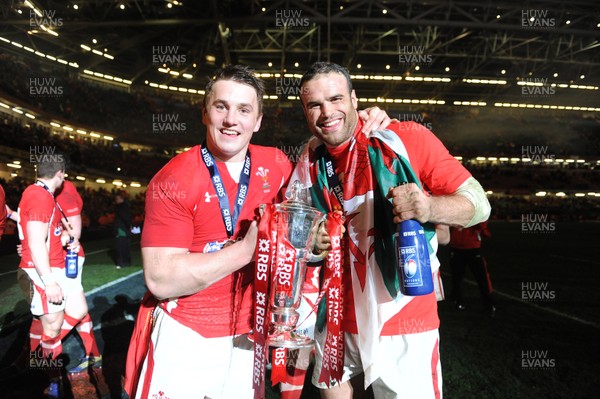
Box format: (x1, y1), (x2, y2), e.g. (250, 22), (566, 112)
(1, 0), (600, 109)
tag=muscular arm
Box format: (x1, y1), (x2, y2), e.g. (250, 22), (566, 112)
(62, 214), (82, 239)
(386, 121), (491, 228)
(388, 177), (490, 228)
(143, 221), (258, 300)
(61, 214), (82, 250)
(426, 193), (475, 227)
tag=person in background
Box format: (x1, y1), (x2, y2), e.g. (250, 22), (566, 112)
(15, 155), (82, 396)
(114, 192), (132, 269)
(0, 184), (6, 239)
(54, 180), (103, 374)
(7, 178), (104, 391)
(449, 221), (495, 316)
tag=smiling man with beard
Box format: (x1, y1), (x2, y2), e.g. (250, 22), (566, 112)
(291, 62), (491, 399)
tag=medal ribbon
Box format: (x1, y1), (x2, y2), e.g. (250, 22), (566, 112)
(36, 180), (72, 227)
(323, 155), (344, 210)
(316, 148), (347, 386)
(200, 141), (251, 238)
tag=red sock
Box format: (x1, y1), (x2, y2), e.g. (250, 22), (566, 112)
(60, 313), (81, 341)
(280, 347), (312, 399)
(76, 314), (101, 357)
(41, 333), (62, 359)
(29, 317), (43, 352)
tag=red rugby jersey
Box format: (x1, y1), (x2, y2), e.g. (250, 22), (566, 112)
(142, 144), (293, 337)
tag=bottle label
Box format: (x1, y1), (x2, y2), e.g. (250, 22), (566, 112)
(399, 245), (424, 287)
(394, 219), (433, 296)
(66, 254), (78, 278)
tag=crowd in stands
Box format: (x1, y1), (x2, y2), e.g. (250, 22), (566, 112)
(1, 115), (170, 181)
(467, 162), (598, 192)
(415, 106), (600, 159)
(2, 173), (596, 243)
(488, 195), (600, 222)
(1, 51), (599, 225)
(2, 50), (599, 157)
(0, 53), (202, 148)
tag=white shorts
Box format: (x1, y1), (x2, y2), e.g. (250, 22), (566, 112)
(312, 329), (442, 399)
(24, 256), (85, 316)
(135, 306), (255, 399)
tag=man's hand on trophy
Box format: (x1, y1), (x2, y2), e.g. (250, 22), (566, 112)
(312, 211), (346, 255)
(313, 221), (330, 255)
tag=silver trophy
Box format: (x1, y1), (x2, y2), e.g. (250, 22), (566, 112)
(267, 180), (324, 349)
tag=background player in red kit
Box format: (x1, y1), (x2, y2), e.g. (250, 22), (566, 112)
(17, 157), (67, 359)
(449, 221), (495, 316)
(9, 180), (102, 375)
(52, 180), (103, 373)
(15, 156), (78, 395)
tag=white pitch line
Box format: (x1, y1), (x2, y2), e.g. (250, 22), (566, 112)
(91, 272), (598, 331)
(442, 272), (600, 330)
(0, 269), (143, 333)
(0, 269), (17, 277)
(92, 314), (136, 332)
(87, 271), (143, 331)
(84, 248), (112, 256)
(85, 269), (143, 296)
(492, 287), (600, 329)
(548, 254), (600, 265)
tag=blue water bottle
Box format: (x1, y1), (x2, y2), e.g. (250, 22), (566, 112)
(65, 237), (78, 278)
(394, 220), (433, 296)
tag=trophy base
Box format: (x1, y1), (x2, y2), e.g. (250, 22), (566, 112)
(267, 331), (314, 349)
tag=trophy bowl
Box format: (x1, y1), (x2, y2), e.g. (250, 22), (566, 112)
(267, 181), (323, 349)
